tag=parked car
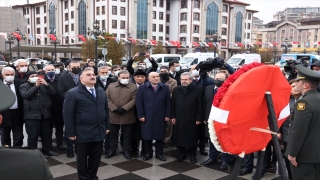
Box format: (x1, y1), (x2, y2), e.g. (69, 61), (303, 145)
(25, 58), (49, 66)
(0, 61), (8, 68)
(0, 54), (5, 61)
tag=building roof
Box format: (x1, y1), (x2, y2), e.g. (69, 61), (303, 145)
(261, 21), (284, 28)
(223, 0), (250, 6)
(246, 9), (259, 13)
(12, 1), (46, 9)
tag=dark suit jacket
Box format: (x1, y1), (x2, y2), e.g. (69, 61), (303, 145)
(58, 72), (77, 100)
(45, 75), (63, 120)
(170, 72), (181, 86)
(95, 76), (117, 91)
(14, 71), (29, 85)
(63, 84), (110, 142)
(204, 85), (217, 138)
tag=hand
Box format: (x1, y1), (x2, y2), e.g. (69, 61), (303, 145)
(35, 79), (42, 87)
(204, 121), (207, 124)
(106, 130), (109, 134)
(171, 118), (176, 125)
(165, 117), (170, 122)
(196, 121), (201, 125)
(145, 52), (151, 59)
(117, 108), (126, 115)
(69, 136), (76, 141)
(288, 155), (298, 167)
(134, 52), (140, 58)
(277, 133), (282, 140)
(38, 78), (48, 86)
(139, 117), (145, 122)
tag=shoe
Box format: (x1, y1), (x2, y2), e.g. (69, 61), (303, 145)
(190, 156), (197, 164)
(43, 150), (60, 156)
(238, 167), (253, 176)
(143, 154), (152, 161)
(104, 148), (110, 155)
(156, 154), (166, 161)
(220, 162), (229, 170)
(175, 155), (187, 162)
(199, 149), (208, 156)
(67, 150), (74, 158)
(200, 158), (216, 166)
(105, 150), (116, 159)
(266, 162), (276, 172)
(251, 172), (265, 180)
(56, 144), (67, 150)
(123, 151), (132, 160)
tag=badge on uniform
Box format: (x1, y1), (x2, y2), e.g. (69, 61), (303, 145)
(297, 103), (305, 110)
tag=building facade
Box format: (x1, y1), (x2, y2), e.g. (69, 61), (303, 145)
(273, 7), (320, 22)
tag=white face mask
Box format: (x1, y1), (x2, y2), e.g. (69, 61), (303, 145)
(192, 69), (199, 76)
(140, 65), (146, 69)
(115, 70), (120, 76)
(29, 77), (38, 84)
(174, 66), (181, 72)
(100, 75), (108, 80)
(55, 69), (60, 74)
(107, 71), (111, 75)
(120, 79), (129, 85)
(5, 76), (14, 82)
(20, 67), (28, 73)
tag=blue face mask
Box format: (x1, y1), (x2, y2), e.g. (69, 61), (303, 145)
(47, 71), (55, 78)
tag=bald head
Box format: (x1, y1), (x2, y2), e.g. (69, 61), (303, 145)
(148, 72), (160, 85)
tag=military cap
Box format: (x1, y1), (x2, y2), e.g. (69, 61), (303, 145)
(0, 82), (16, 112)
(295, 65), (320, 81)
(310, 60), (320, 69)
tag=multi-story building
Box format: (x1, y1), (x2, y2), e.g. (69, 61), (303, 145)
(252, 16), (263, 28)
(273, 7), (320, 22)
(11, 0), (258, 60)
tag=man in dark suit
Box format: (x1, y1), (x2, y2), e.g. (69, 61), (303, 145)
(87, 60), (98, 75)
(58, 60), (82, 158)
(169, 60), (181, 85)
(0, 67), (24, 147)
(286, 65), (320, 180)
(63, 67), (110, 180)
(44, 64), (66, 150)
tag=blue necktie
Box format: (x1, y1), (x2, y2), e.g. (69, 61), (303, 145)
(90, 88), (96, 99)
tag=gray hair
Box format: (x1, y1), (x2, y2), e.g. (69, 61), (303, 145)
(80, 67), (93, 77)
(1, 67), (15, 75)
(118, 70), (129, 77)
(98, 66), (108, 73)
(43, 64), (54, 71)
(181, 72), (193, 80)
(15, 59), (28, 67)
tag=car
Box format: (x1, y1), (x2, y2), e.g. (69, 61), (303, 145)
(0, 61), (8, 67)
(25, 58), (49, 66)
(0, 54), (5, 61)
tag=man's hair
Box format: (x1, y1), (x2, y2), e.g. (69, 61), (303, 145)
(121, 65), (127, 69)
(30, 59), (38, 63)
(169, 60), (179, 68)
(15, 59), (28, 67)
(138, 61), (145, 65)
(68, 60), (81, 67)
(118, 70), (129, 77)
(302, 79), (320, 89)
(214, 72), (228, 79)
(1, 67), (15, 75)
(80, 67), (94, 77)
(111, 65), (120, 71)
(98, 66), (108, 73)
(88, 60), (94, 63)
(43, 64), (54, 71)
(181, 72), (193, 80)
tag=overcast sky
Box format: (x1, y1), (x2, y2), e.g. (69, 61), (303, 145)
(1, 0), (320, 24)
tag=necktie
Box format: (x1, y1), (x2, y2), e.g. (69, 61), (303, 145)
(50, 78), (53, 83)
(195, 79), (198, 83)
(90, 88), (96, 99)
(153, 85), (157, 91)
(6, 82), (12, 87)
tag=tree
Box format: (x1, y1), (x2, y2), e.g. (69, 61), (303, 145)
(81, 39), (95, 61)
(152, 40), (166, 54)
(259, 48), (273, 63)
(0, 51), (12, 61)
(106, 39), (126, 65)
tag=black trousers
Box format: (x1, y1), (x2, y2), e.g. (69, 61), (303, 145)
(51, 117), (64, 146)
(290, 163), (320, 180)
(197, 123), (208, 149)
(1, 109), (23, 147)
(110, 124), (133, 152)
(178, 146), (197, 157)
(76, 141), (103, 180)
(25, 118), (53, 152)
(283, 142), (292, 180)
(144, 140), (163, 155)
(104, 133), (110, 151)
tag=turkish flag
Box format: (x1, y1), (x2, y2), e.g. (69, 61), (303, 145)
(11, 32), (21, 41)
(78, 35), (86, 42)
(192, 42), (199, 47)
(170, 40), (177, 46)
(176, 41), (181, 48)
(47, 34), (57, 41)
(127, 38), (136, 44)
(207, 42), (213, 47)
(150, 40), (156, 45)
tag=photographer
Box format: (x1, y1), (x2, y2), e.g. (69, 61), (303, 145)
(285, 57), (309, 81)
(126, 52), (158, 77)
(311, 61), (320, 92)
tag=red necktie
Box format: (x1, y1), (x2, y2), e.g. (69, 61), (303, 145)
(50, 78), (53, 83)
(153, 86), (157, 91)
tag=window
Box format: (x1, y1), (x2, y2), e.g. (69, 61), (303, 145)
(194, 13), (199, 21)
(27, 8), (29, 14)
(71, 23), (74, 31)
(160, 0), (164, 7)
(44, 27), (47, 34)
(194, 0), (200, 9)
(166, 26), (169, 34)
(65, 25), (69, 32)
(152, 36), (156, 40)
(28, 28), (30, 34)
(36, 17), (40, 24)
(65, 13), (68, 21)
(102, 6), (105, 15)
(120, 7), (125, 15)
(102, 20), (105, 29)
(44, 16), (46, 23)
(97, 7), (100, 15)
(27, 18), (30, 24)
(71, 11), (74, 19)
(152, 24), (156, 32)
(45, 38), (47, 45)
(181, 13), (187, 21)
(206, 2), (218, 36)
(37, 39), (40, 45)
(247, 33), (250, 39)
(222, 28), (227, 35)
(112, 6), (117, 15)
(71, 0), (74, 6)
(112, 20), (117, 29)
(193, 37), (199, 42)
(194, 25), (199, 33)
(222, 17), (227, 24)
(96, 0), (100, 1)
(159, 36), (163, 40)
(64, 1), (68, 9)
(78, 0), (86, 38)
(235, 12), (243, 42)
(247, 23), (251, 29)
(159, 24), (163, 32)
(166, 14), (170, 22)
(180, 37), (186, 41)
(71, 39), (74, 43)
(120, 21), (125, 29)
(248, 13), (251, 20)
(136, 0), (148, 39)
(49, 3), (56, 31)
(290, 29), (294, 33)
(120, 0), (125, 2)
(36, 7), (40, 14)
(23, 8), (26, 15)
(159, 12), (163, 20)
(44, 5), (46, 12)
(153, 11), (156, 19)
(282, 29), (285, 34)
(37, 28), (40, 34)
(153, 0), (156, 6)
(167, 2), (170, 10)
(120, 34), (125, 38)
(181, 0), (187, 9)
(223, 5), (228, 12)
(180, 25), (187, 33)
(65, 38), (69, 44)
(112, 33), (117, 37)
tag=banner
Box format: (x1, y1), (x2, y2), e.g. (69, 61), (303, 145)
(0, 33), (8, 40)
(35, 34), (44, 41)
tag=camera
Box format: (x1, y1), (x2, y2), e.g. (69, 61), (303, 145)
(284, 57), (309, 73)
(139, 52), (146, 56)
(195, 57), (225, 73)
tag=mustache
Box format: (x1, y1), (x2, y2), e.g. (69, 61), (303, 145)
(90, 78), (95, 80)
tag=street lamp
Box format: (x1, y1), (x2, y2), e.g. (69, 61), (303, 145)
(13, 28), (27, 58)
(272, 47), (278, 63)
(126, 35), (133, 59)
(49, 30), (61, 61)
(87, 20), (106, 66)
(282, 37), (289, 54)
(210, 31), (221, 57)
(145, 42), (153, 54)
(5, 34), (15, 58)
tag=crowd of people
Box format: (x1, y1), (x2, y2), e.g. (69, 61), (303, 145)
(1, 54), (320, 180)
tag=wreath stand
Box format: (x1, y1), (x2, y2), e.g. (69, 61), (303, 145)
(230, 92), (289, 180)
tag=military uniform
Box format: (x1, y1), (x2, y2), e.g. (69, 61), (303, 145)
(285, 65), (320, 180)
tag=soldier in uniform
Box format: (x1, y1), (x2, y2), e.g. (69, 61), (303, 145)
(285, 65), (320, 180)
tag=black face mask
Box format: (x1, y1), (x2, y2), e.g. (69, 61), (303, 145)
(214, 80), (225, 87)
(71, 68), (82, 75)
(159, 73), (169, 82)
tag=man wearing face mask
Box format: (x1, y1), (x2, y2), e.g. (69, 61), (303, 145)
(105, 70), (137, 159)
(14, 59), (29, 84)
(43, 65), (66, 150)
(19, 71), (59, 156)
(53, 64), (64, 76)
(126, 52), (158, 77)
(58, 60), (82, 158)
(169, 60), (182, 85)
(96, 66), (117, 91)
(110, 65), (122, 78)
(0, 67), (24, 148)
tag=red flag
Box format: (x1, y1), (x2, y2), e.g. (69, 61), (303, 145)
(170, 40), (177, 46)
(192, 42), (199, 47)
(77, 35), (86, 42)
(127, 38), (136, 44)
(47, 34), (57, 41)
(256, 42), (262, 45)
(207, 42), (213, 47)
(175, 41), (181, 48)
(11, 32), (21, 41)
(318, 42), (320, 45)
(150, 40), (156, 45)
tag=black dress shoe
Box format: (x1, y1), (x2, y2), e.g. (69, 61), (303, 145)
(175, 155), (187, 162)
(123, 151), (132, 159)
(143, 154), (152, 161)
(238, 167), (253, 176)
(67, 150), (74, 158)
(56, 144), (67, 150)
(220, 162), (229, 170)
(190, 156), (197, 164)
(43, 150), (60, 156)
(199, 149), (208, 156)
(105, 150), (116, 159)
(156, 154), (166, 161)
(251, 172), (265, 180)
(200, 158), (216, 166)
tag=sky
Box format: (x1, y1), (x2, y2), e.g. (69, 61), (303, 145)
(1, 0), (320, 24)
